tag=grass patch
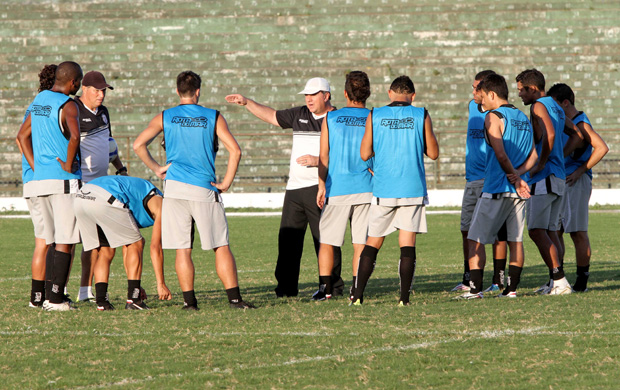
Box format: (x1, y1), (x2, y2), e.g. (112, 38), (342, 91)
(1, 214), (619, 389)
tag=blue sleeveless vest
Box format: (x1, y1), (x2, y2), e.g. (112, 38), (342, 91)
(482, 105), (533, 194)
(563, 112), (593, 178)
(371, 103), (427, 198)
(325, 107), (372, 197)
(162, 104), (218, 192)
(528, 96), (566, 184)
(90, 176), (162, 229)
(466, 100), (487, 182)
(30, 90), (81, 181)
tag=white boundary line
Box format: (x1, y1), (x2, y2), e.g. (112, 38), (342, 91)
(65, 326), (619, 389)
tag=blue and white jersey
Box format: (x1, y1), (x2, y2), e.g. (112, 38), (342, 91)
(371, 102), (427, 199)
(30, 90), (81, 181)
(325, 107), (372, 197)
(89, 176), (162, 229)
(563, 111), (593, 178)
(482, 105), (533, 194)
(162, 104), (218, 193)
(528, 96), (566, 184)
(466, 100), (488, 182)
(21, 103), (34, 185)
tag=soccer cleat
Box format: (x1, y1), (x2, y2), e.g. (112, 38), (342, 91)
(451, 283), (471, 292)
(29, 301), (44, 308)
(312, 290), (332, 301)
(97, 301), (116, 311)
(398, 301), (409, 307)
(349, 299), (362, 306)
(229, 301), (257, 309)
(44, 301), (76, 311)
(535, 281), (552, 295)
(497, 291), (517, 298)
(125, 300), (149, 310)
(483, 284), (500, 293)
(331, 287), (344, 297)
(453, 292), (483, 300)
(182, 303), (199, 311)
(549, 284), (572, 296)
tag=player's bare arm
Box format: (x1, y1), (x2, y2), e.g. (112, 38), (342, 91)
(316, 118), (330, 209)
(211, 114), (241, 193)
(514, 142), (538, 177)
(16, 113), (34, 170)
(147, 195), (171, 300)
(57, 100), (81, 173)
(423, 112), (439, 160)
(360, 111), (374, 161)
(567, 121), (609, 186)
(133, 112), (170, 180)
(225, 94), (279, 127)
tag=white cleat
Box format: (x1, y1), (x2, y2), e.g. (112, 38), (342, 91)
(451, 283), (471, 292)
(44, 301), (76, 311)
(497, 291), (517, 298)
(453, 292), (482, 300)
(549, 278), (572, 295)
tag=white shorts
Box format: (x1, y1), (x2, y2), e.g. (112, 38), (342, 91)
(162, 198), (229, 250)
(319, 203), (370, 246)
(468, 196), (526, 244)
(74, 186), (143, 251)
(26, 197), (51, 241)
(37, 193), (80, 245)
(368, 204), (427, 237)
(460, 179), (484, 231)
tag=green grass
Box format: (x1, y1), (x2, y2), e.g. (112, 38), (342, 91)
(1, 213), (620, 389)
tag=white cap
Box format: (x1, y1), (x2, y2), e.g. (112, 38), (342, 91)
(298, 77), (331, 95)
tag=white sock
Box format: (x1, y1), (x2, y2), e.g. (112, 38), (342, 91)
(78, 286), (93, 300)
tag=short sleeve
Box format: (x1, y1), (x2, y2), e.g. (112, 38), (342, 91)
(275, 106), (303, 129)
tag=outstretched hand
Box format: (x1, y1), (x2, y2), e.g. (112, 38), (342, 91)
(225, 94), (248, 106)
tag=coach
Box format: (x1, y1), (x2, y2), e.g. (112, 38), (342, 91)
(226, 78), (344, 297)
(74, 71), (128, 302)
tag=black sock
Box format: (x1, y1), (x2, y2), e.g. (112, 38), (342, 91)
(353, 246), (379, 302)
(551, 266), (565, 281)
(505, 265), (523, 293)
(493, 258), (506, 288)
(399, 246), (416, 304)
(128, 280), (141, 302)
(462, 259), (470, 285)
(574, 265), (590, 291)
(319, 275), (332, 295)
(469, 269), (483, 294)
(226, 287), (242, 304)
(31, 279), (45, 305)
(95, 282), (109, 306)
(49, 250), (71, 304)
(45, 245), (55, 302)
(183, 290), (198, 307)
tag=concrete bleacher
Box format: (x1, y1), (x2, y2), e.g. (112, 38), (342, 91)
(1, 0), (619, 196)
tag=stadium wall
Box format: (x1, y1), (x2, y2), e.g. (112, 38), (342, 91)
(0, 0), (618, 196)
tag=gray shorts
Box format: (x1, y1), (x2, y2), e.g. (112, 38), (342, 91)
(37, 193), (80, 245)
(74, 185), (143, 251)
(563, 175), (591, 233)
(527, 193), (562, 231)
(368, 204), (427, 237)
(162, 197), (229, 250)
(460, 179), (484, 231)
(468, 197), (526, 244)
(26, 197), (52, 241)
(319, 203), (370, 246)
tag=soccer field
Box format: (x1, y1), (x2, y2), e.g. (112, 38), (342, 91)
(1, 213), (620, 389)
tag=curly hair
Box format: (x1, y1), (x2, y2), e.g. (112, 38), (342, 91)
(38, 64), (57, 92)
